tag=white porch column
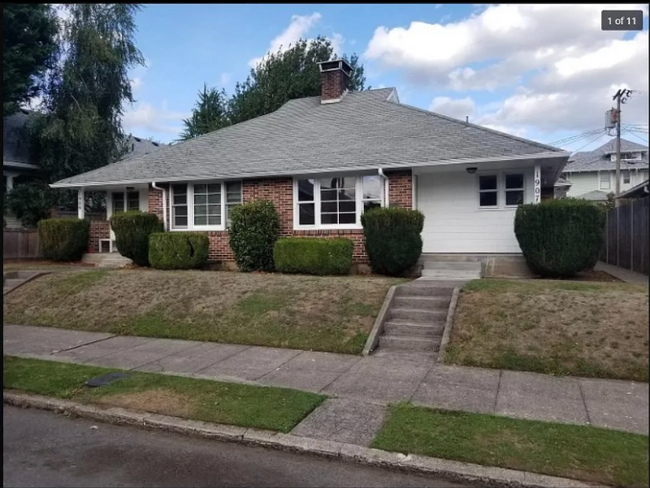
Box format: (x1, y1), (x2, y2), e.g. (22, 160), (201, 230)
(6, 175), (14, 192)
(77, 188), (85, 219)
(533, 164), (541, 203)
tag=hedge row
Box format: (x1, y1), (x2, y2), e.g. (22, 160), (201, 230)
(274, 238), (353, 275)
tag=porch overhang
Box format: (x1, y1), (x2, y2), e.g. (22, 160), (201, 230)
(412, 151), (570, 188)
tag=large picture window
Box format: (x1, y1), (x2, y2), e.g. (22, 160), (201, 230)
(171, 181), (242, 230)
(294, 175), (385, 229)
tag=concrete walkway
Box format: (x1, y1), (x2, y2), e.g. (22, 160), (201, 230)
(595, 261), (648, 285)
(4, 325), (648, 440)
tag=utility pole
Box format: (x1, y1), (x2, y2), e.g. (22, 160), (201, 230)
(612, 88), (634, 206)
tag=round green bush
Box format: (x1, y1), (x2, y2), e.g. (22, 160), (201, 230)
(149, 232), (210, 270)
(274, 237), (354, 275)
(38, 218), (89, 261)
(514, 198), (605, 278)
(109, 211), (162, 267)
(361, 207), (425, 276)
(228, 200), (280, 272)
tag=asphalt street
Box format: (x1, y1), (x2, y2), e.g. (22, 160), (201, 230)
(3, 406), (470, 488)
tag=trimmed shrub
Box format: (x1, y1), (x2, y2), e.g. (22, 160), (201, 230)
(38, 218), (89, 262)
(229, 200), (280, 272)
(361, 207), (425, 276)
(514, 198), (605, 278)
(109, 211), (162, 267)
(274, 238), (354, 276)
(149, 232), (209, 270)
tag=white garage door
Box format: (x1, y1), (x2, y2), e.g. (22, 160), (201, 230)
(417, 172), (528, 254)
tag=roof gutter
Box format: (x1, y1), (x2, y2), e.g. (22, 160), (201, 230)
(49, 151), (572, 189)
(378, 168), (389, 207)
(151, 182), (167, 231)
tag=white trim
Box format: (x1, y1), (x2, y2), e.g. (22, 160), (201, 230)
(3, 161), (41, 170)
(77, 189), (85, 219)
(477, 174), (499, 210)
(599, 171), (611, 190)
(293, 174), (385, 231)
(49, 152), (570, 189)
(504, 172), (526, 208)
(169, 181), (242, 232)
(476, 170), (527, 210)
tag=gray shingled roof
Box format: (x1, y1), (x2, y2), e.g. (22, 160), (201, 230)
(576, 190), (610, 202)
(52, 88), (566, 188)
(566, 138), (648, 172)
(120, 135), (165, 161)
(3, 110), (164, 168)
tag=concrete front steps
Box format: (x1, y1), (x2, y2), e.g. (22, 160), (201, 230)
(420, 260), (482, 280)
(3, 271), (46, 295)
(373, 283), (454, 361)
(82, 252), (132, 268)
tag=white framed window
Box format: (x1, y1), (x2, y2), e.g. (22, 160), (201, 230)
(599, 172), (611, 190)
(170, 181), (242, 231)
(622, 170), (631, 184)
(478, 175), (498, 208)
(504, 173), (525, 207)
(294, 175), (385, 229)
(111, 190), (140, 215)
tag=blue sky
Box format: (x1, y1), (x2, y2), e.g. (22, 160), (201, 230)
(123, 4), (649, 152)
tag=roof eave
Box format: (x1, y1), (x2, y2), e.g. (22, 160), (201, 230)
(49, 151), (570, 189)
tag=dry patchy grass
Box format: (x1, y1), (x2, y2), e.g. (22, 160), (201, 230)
(444, 279), (649, 381)
(3, 270), (403, 354)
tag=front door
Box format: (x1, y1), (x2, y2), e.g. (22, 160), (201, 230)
(108, 190), (141, 251)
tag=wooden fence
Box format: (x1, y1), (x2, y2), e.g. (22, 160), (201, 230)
(3, 229), (43, 260)
(600, 197), (649, 275)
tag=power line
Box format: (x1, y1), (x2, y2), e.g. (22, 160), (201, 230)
(548, 128), (606, 147)
(623, 128), (649, 145)
(570, 130), (610, 154)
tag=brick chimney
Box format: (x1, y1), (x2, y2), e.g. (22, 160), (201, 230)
(318, 59), (353, 104)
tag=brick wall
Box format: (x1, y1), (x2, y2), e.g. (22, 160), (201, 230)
(144, 171), (413, 264)
(88, 220), (110, 253)
(387, 170), (413, 208)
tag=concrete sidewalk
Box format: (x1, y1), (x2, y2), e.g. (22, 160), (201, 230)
(4, 324), (648, 440)
(595, 261), (648, 285)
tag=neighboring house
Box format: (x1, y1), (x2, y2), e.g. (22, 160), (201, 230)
(617, 179), (649, 200)
(564, 139), (649, 202)
(51, 59), (570, 262)
(2, 109), (164, 228)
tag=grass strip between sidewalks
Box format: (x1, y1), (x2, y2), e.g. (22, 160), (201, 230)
(372, 403), (649, 487)
(3, 356), (326, 433)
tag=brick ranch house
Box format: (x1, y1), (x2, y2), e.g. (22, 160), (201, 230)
(51, 59), (570, 266)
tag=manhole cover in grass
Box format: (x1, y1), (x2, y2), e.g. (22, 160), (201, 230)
(85, 372), (131, 388)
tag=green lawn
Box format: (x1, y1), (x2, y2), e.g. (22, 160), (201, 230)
(372, 403), (649, 487)
(444, 279), (649, 381)
(3, 356), (326, 433)
(3, 270), (404, 354)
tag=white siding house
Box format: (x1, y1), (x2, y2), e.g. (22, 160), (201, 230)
(564, 139), (648, 201)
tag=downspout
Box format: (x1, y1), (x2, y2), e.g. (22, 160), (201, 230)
(378, 168), (389, 206)
(151, 182), (167, 231)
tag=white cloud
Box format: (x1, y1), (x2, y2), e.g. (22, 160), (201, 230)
(429, 96), (475, 120)
(365, 4), (649, 133)
(123, 100), (189, 136)
(249, 13), (322, 68)
(130, 77), (143, 92)
(220, 72), (231, 87)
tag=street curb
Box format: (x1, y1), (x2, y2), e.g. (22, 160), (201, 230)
(437, 286), (460, 363)
(363, 285), (397, 356)
(3, 391), (594, 488)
